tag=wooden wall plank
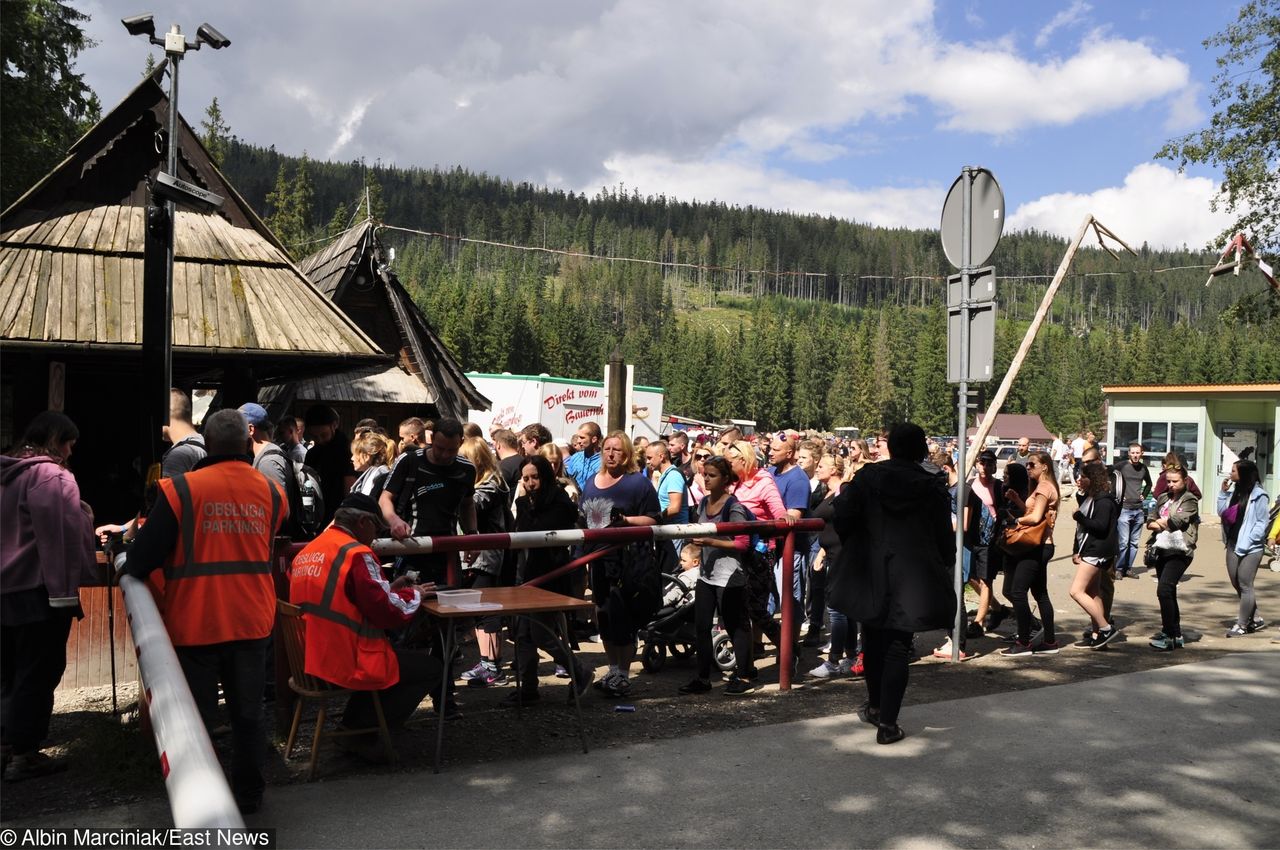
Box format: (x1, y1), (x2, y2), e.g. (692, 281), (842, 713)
(75, 252), (96, 341)
(172, 260), (192, 347)
(93, 204), (122, 252)
(199, 262), (220, 347)
(0, 248), (36, 336)
(42, 252), (63, 340)
(120, 257), (138, 344)
(102, 256), (122, 343)
(75, 205), (108, 251)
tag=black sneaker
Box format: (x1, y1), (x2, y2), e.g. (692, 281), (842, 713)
(723, 676), (756, 696)
(2, 751), (69, 783)
(876, 724), (906, 745)
(1001, 640), (1034, 657)
(856, 702), (880, 726)
(1247, 618), (1266, 633)
(678, 678), (711, 695)
(1090, 627), (1119, 650)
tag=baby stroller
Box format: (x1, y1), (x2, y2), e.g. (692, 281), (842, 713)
(639, 571), (736, 674)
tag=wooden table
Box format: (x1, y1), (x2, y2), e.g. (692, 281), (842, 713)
(423, 586), (596, 772)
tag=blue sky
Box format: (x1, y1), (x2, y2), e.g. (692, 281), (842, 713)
(74, 0), (1240, 249)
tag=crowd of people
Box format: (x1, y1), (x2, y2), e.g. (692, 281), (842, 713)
(2, 397), (1278, 798)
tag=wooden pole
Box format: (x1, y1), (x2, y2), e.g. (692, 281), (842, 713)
(964, 214), (1096, 475)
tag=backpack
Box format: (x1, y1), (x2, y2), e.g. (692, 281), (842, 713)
(260, 445), (325, 540)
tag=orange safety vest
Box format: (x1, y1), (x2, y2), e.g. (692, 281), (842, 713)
(157, 461), (285, 647)
(289, 526), (399, 690)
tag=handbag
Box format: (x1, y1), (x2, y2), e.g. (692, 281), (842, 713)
(1153, 529), (1189, 554)
(1000, 516), (1050, 555)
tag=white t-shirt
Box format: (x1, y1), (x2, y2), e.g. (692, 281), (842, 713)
(1070, 437), (1087, 459)
(1051, 439), (1067, 462)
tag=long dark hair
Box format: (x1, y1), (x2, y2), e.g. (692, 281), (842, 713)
(1003, 461), (1030, 500)
(11, 411), (79, 464)
(520, 455), (560, 512)
(1231, 460), (1260, 505)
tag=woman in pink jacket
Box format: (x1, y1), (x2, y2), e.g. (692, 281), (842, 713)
(1, 412), (95, 782)
(722, 439), (792, 673)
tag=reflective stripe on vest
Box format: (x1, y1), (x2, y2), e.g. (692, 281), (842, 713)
(297, 542), (384, 640)
(166, 471), (279, 582)
(157, 463), (283, 646)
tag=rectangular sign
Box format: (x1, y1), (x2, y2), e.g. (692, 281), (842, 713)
(947, 302), (995, 383)
(946, 266), (996, 308)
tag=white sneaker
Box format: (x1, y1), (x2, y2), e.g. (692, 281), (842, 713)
(808, 660), (841, 678)
(931, 639), (953, 659)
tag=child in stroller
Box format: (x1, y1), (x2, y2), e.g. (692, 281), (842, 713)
(641, 544), (736, 673)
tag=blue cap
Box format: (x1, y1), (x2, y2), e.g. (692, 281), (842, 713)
(237, 402), (270, 426)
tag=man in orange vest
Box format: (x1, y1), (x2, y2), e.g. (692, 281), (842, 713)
(289, 493), (442, 753)
(124, 409), (287, 815)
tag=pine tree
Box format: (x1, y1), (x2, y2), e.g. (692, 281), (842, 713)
(200, 97), (230, 166)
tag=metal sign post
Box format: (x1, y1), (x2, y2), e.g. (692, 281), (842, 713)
(940, 166), (1003, 661)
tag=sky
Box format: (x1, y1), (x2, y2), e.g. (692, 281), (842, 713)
(73, 0), (1241, 251)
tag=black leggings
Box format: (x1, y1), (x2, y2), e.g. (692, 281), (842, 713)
(1155, 554), (1191, 638)
(694, 581), (754, 681)
(1010, 545), (1055, 643)
(862, 628), (912, 726)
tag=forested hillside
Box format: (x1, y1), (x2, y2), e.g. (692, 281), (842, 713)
(220, 140), (1280, 435)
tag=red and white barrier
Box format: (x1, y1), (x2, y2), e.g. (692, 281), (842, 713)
(115, 555), (245, 828)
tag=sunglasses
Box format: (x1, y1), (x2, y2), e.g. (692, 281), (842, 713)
(1026, 461), (1039, 468)
(694, 453), (711, 460)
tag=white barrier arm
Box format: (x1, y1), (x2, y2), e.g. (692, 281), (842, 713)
(116, 556), (245, 829)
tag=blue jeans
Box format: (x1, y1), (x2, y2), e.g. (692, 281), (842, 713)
(1116, 507), (1146, 574)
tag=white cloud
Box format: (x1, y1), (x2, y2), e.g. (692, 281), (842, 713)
(1008, 163), (1230, 250)
(922, 36), (1189, 134)
(74, 0), (1196, 190)
(599, 153), (943, 230)
(1035, 1), (1093, 49)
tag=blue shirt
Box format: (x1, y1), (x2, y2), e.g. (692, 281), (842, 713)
(654, 465), (690, 524)
(772, 465), (810, 514)
(564, 449), (601, 491)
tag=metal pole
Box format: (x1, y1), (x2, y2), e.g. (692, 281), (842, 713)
(161, 43), (179, 427)
(778, 529), (797, 691)
(952, 168), (972, 662)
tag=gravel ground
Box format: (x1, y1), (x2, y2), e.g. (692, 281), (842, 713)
(4, 511), (1277, 822)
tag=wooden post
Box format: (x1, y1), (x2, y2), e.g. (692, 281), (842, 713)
(964, 214), (1115, 474)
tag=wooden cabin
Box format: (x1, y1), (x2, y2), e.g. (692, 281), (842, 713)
(262, 221), (489, 431)
(0, 66), (387, 521)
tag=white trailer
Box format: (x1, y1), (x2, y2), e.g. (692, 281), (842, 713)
(466, 372), (665, 444)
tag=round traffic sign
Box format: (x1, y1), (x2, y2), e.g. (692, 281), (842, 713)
(940, 168), (1005, 269)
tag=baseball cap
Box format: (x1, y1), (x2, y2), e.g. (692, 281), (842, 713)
(238, 402), (270, 426)
(978, 449), (998, 464)
(338, 493), (388, 528)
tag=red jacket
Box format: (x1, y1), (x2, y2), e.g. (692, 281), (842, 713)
(290, 526), (421, 690)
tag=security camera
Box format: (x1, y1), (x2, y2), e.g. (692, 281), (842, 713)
(152, 172), (224, 213)
(121, 14), (156, 38)
(196, 23), (230, 49)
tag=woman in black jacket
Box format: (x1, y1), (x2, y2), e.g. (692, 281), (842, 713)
(1069, 463), (1120, 649)
(830, 424), (955, 745)
(503, 456), (593, 706)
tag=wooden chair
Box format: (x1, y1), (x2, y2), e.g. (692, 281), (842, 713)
(276, 600), (395, 780)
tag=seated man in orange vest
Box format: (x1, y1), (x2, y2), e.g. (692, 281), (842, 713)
(124, 409), (287, 815)
(290, 492), (443, 750)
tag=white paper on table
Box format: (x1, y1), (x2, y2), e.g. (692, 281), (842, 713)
(450, 602), (503, 611)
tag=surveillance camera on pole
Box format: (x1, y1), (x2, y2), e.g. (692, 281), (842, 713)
(123, 12), (229, 476)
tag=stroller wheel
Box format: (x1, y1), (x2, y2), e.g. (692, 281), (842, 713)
(713, 632), (737, 673)
(641, 642), (666, 673)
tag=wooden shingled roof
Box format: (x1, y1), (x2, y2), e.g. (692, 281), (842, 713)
(289, 221), (490, 418)
(0, 64), (386, 384)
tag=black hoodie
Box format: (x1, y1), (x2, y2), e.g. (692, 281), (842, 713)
(828, 458), (957, 632)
